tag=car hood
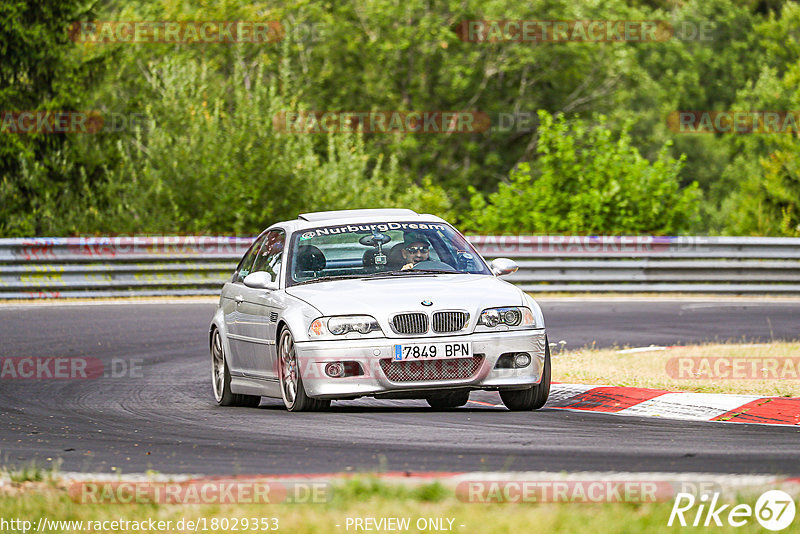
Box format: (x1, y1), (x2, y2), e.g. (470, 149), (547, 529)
(285, 274), (525, 316)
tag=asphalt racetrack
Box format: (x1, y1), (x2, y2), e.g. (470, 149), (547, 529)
(1, 298), (798, 476)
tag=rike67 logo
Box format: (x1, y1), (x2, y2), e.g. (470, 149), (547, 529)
(669, 490), (796, 531)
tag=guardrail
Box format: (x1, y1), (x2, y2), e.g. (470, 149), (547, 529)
(1, 235), (799, 298)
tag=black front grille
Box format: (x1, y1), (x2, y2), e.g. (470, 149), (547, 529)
(392, 313), (428, 334)
(432, 311), (469, 333)
(380, 355), (484, 382)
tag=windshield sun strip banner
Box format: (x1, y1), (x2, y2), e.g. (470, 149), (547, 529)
(298, 222), (448, 240)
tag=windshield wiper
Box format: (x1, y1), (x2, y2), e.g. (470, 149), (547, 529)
(293, 274), (370, 286)
(370, 269), (456, 276)
(363, 270), (424, 278)
(402, 268), (458, 274)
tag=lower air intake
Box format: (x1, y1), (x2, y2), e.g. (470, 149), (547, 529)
(380, 355), (484, 382)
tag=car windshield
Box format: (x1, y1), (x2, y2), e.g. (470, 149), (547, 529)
(287, 221), (491, 286)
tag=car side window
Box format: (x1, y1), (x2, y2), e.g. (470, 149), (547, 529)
(251, 230), (285, 284)
(232, 233), (268, 283)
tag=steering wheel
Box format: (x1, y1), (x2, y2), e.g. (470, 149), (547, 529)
(359, 233), (391, 247)
(412, 259), (457, 272)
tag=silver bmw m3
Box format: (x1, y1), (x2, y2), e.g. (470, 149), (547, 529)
(209, 208), (549, 412)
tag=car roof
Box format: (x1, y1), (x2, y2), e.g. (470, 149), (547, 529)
(298, 208), (418, 221)
(271, 209), (448, 233)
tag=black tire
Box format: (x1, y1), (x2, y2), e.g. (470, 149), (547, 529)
(211, 328), (261, 407)
(278, 328), (331, 412)
(426, 390), (470, 409)
(500, 338), (551, 411)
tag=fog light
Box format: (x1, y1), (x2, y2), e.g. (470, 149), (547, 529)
(325, 362), (345, 377)
(513, 353), (531, 368)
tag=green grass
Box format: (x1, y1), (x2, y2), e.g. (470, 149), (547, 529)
(332, 477), (450, 503)
(3, 460), (60, 484)
(1, 477), (796, 534)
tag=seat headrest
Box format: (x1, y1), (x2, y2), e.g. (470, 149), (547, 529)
(295, 245), (326, 272)
(386, 242), (406, 269)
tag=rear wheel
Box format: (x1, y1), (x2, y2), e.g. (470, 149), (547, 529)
(426, 390), (470, 409)
(278, 328), (330, 412)
(211, 328), (261, 407)
(500, 338), (551, 411)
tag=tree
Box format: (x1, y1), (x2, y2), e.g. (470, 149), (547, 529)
(715, 2), (800, 235)
(0, 0), (105, 235)
(464, 111), (700, 234)
(93, 56), (452, 235)
(722, 66), (800, 236)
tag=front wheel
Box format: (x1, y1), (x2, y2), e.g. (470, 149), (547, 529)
(211, 328), (261, 407)
(500, 338), (551, 411)
(278, 328), (330, 412)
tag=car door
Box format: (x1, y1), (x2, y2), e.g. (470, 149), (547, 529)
(223, 232), (268, 374)
(235, 230), (285, 379)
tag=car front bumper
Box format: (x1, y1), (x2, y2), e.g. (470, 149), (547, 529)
(294, 328), (546, 399)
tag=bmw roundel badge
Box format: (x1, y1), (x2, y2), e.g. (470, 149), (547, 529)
(421, 300), (433, 306)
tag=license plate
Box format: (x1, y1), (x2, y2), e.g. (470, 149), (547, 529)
(393, 342), (472, 361)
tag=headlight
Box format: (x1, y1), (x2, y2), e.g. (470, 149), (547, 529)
(309, 315), (381, 337)
(478, 307), (535, 328)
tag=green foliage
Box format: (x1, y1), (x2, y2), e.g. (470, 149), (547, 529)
(87, 55), (451, 234)
(712, 2), (800, 236)
(4, 460), (59, 483)
(297, 0), (660, 195)
(753, 143), (800, 236)
(465, 111), (700, 235)
(2, 0), (800, 236)
(721, 67), (800, 236)
(624, 0), (765, 197)
(0, 0), (106, 236)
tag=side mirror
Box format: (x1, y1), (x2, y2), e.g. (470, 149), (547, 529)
(490, 258), (518, 277)
(243, 271), (279, 291)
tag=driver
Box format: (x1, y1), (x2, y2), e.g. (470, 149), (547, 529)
(400, 232), (431, 270)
